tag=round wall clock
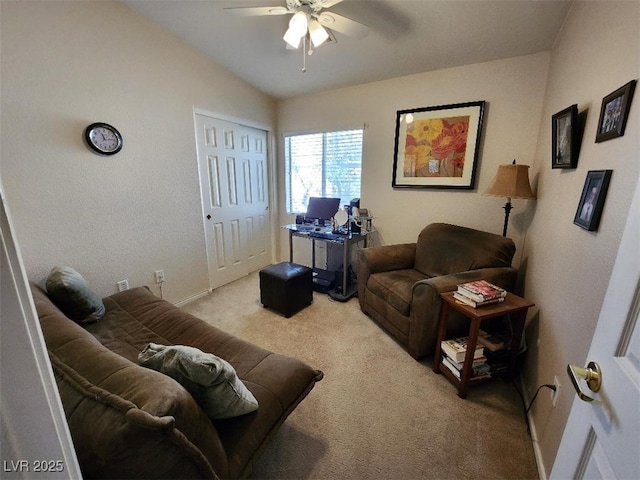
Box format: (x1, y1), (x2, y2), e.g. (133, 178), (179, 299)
(84, 122), (123, 155)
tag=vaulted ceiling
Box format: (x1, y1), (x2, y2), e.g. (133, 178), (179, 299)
(125, 0), (573, 100)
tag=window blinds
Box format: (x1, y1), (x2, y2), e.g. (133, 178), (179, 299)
(285, 129), (363, 214)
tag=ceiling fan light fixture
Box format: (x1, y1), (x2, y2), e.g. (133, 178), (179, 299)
(283, 27), (303, 48)
(308, 19), (329, 47)
(283, 11), (308, 48)
(289, 11), (308, 36)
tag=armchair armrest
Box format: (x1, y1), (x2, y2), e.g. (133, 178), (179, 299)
(407, 266), (518, 358)
(417, 266), (517, 295)
(357, 243), (416, 310)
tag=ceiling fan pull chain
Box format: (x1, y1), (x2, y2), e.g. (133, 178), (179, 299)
(302, 35), (307, 73)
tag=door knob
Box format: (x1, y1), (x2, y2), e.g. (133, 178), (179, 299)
(567, 361), (602, 404)
(206, 215), (211, 220)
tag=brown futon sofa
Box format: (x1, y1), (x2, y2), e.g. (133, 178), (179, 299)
(31, 283), (323, 479)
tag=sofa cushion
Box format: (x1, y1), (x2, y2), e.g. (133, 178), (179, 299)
(138, 343), (259, 419)
(367, 268), (429, 316)
(45, 266), (105, 323)
(414, 223), (515, 277)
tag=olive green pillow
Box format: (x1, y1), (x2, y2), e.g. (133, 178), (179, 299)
(138, 343), (259, 419)
(45, 266), (105, 324)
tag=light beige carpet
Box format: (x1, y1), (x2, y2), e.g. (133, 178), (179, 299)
(182, 272), (539, 480)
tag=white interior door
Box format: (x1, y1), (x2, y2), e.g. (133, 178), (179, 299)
(551, 171), (640, 480)
(195, 113), (271, 290)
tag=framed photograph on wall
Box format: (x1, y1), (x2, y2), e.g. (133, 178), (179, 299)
(392, 100), (485, 189)
(574, 170), (612, 231)
(595, 80), (636, 143)
(551, 104), (579, 169)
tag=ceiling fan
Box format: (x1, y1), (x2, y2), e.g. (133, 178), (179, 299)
(224, 0), (369, 50)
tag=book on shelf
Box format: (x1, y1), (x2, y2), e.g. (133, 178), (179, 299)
(477, 330), (508, 351)
(441, 355), (491, 381)
(442, 352), (487, 370)
(484, 345), (510, 359)
(484, 348), (511, 373)
(441, 336), (484, 363)
(457, 280), (507, 303)
(453, 291), (505, 308)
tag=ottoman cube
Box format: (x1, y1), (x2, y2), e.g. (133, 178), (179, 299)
(259, 262), (313, 317)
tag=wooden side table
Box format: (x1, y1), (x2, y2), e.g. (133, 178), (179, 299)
(433, 291), (535, 399)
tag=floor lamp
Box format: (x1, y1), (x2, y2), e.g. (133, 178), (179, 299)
(484, 161), (535, 237)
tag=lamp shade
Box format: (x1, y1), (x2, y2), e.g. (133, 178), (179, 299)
(289, 11), (308, 35)
(484, 164), (535, 200)
(283, 11), (308, 48)
(283, 28), (303, 48)
(308, 19), (329, 47)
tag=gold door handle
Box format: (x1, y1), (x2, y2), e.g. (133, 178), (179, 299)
(567, 361), (602, 404)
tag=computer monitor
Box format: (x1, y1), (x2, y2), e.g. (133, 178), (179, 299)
(305, 197), (341, 224)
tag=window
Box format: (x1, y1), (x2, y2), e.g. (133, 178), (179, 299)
(285, 129), (363, 214)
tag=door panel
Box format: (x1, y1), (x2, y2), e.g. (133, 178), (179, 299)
(195, 114), (271, 290)
(551, 171), (640, 479)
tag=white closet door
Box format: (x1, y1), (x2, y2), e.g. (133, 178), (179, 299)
(195, 113), (271, 290)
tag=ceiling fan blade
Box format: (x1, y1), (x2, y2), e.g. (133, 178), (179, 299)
(314, 0), (344, 9)
(224, 6), (290, 16)
(316, 12), (369, 39)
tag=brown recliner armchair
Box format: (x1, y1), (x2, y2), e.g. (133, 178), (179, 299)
(357, 223), (517, 360)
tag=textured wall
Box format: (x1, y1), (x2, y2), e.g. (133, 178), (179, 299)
(277, 52), (551, 266)
(1, 1), (275, 303)
(523, 2), (640, 477)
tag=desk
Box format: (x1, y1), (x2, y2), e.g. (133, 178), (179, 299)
(433, 291), (534, 398)
(283, 224), (370, 300)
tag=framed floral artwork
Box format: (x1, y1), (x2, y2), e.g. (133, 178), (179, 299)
(392, 101), (485, 189)
(551, 104), (579, 169)
(574, 170), (612, 231)
(595, 80), (636, 143)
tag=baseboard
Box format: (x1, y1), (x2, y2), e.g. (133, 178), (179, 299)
(528, 412), (548, 480)
(174, 289), (211, 307)
(517, 375), (549, 480)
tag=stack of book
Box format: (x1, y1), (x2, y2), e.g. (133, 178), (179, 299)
(440, 336), (491, 381)
(477, 329), (507, 352)
(453, 280), (507, 307)
(478, 330), (511, 376)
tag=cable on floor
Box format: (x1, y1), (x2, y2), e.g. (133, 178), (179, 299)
(512, 379), (556, 434)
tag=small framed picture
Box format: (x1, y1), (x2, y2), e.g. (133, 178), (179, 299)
(551, 104), (579, 169)
(574, 170), (612, 231)
(595, 80), (636, 143)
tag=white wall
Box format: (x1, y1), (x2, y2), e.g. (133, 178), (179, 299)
(523, 2), (639, 476)
(0, 1), (275, 303)
(277, 52), (551, 266)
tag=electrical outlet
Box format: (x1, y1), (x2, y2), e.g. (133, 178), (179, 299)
(551, 375), (560, 407)
(117, 279), (129, 292)
(154, 270), (165, 284)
